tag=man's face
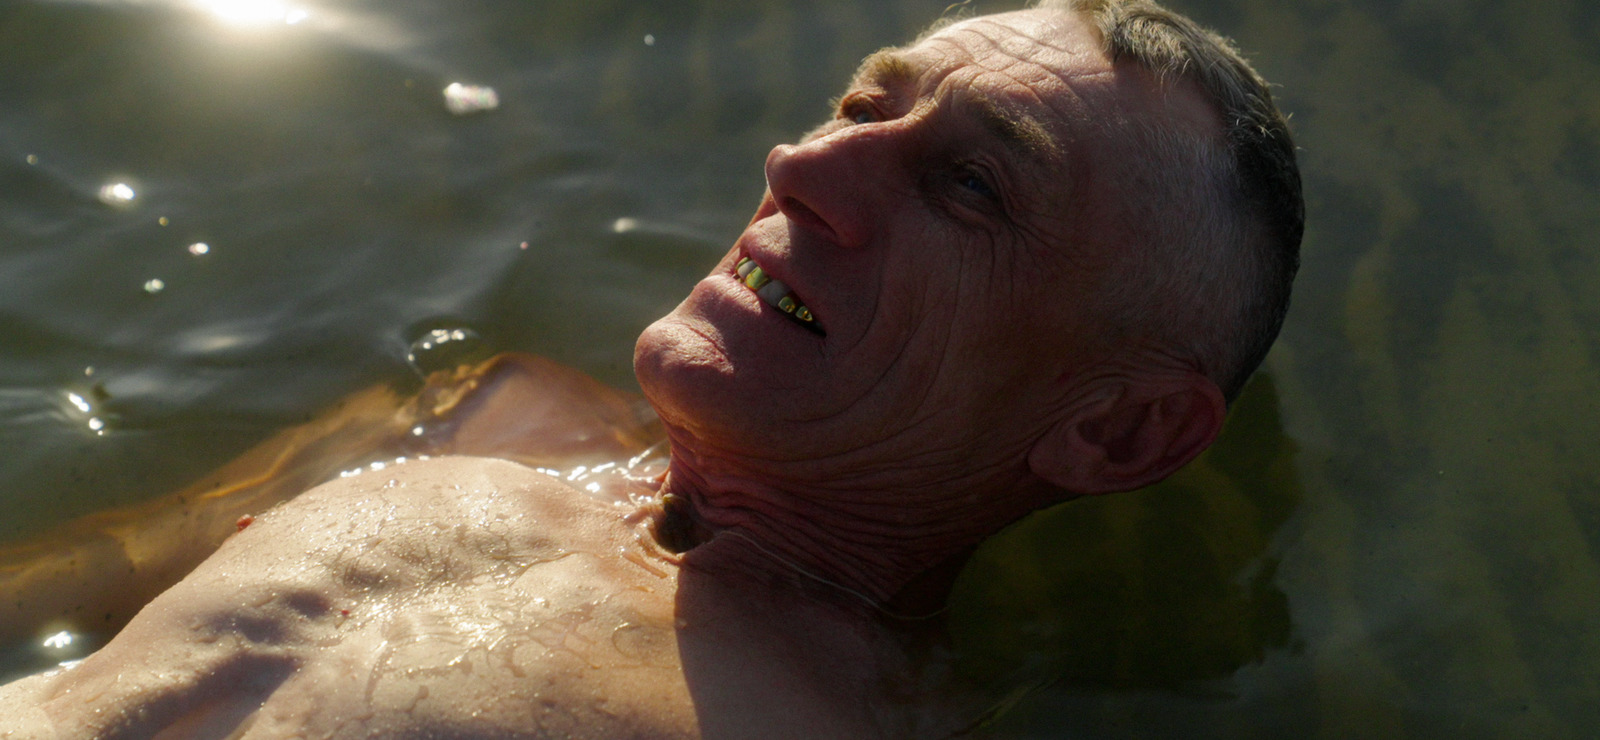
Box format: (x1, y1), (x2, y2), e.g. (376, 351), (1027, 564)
(636, 10), (1131, 474)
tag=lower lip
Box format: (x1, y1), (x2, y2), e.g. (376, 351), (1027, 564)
(700, 272), (819, 339)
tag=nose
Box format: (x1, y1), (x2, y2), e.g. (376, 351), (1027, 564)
(763, 130), (892, 250)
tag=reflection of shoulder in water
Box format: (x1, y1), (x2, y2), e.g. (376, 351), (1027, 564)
(0, 353), (667, 676)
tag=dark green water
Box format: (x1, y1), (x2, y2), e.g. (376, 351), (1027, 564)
(2, 0), (1597, 736)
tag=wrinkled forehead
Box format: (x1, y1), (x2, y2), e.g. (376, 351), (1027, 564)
(917, 10), (1111, 77)
(865, 10), (1118, 139)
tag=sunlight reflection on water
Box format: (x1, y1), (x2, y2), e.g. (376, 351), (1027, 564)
(191, 0), (308, 28)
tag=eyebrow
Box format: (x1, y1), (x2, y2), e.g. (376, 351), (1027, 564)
(849, 49), (1063, 163)
(964, 92), (1063, 162)
(851, 48), (920, 90)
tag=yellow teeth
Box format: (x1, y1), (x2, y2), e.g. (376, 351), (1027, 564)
(735, 256), (823, 335)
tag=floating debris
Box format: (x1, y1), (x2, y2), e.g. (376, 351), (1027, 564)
(98, 182), (136, 206)
(443, 83), (499, 115)
(406, 325), (490, 374)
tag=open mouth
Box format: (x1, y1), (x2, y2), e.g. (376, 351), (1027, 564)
(735, 256), (824, 336)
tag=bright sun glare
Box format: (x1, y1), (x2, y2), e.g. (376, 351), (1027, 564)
(193, 0), (309, 28)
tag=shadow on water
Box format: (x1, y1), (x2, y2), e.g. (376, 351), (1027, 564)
(949, 373), (1301, 730)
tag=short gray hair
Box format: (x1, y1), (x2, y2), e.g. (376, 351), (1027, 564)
(1038, 0), (1303, 402)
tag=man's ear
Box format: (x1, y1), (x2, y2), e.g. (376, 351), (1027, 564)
(1028, 372), (1226, 495)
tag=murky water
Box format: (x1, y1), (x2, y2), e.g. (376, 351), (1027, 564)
(1, 0), (1596, 736)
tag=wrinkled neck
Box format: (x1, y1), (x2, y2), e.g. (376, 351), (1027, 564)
(653, 442), (1057, 612)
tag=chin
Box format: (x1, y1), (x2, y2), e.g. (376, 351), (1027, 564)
(634, 309), (740, 440)
(634, 305), (822, 459)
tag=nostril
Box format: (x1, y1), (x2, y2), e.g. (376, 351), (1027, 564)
(778, 196), (837, 242)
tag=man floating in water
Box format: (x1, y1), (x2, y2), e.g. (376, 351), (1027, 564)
(0, 0), (1300, 735)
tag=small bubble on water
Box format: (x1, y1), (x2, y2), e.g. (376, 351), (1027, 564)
(612, 217), (637, 233)
(158, 217), (169, 226)
(644, 34), (655, 46)
(143, 278), (165, 294)
(25, 154), (38, 165)
(188, 242), (210, 256)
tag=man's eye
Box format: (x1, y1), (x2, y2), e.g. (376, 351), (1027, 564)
(957, 169), (998, 200)
(839, 97), (878, 125)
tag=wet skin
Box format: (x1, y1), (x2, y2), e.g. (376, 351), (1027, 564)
(0, 9), (1228, 737)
